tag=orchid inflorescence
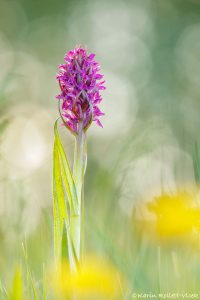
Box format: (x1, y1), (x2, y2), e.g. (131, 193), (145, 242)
(53, 46), (106, 269)
(56, 46), (106, 134)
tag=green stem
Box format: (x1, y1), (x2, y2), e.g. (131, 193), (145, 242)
(71, 122), (86, 262)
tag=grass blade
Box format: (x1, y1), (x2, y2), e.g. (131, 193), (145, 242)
(54, 120), (78, 213)
(8, 267), (24, 300)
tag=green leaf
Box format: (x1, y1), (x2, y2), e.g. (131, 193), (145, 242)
(61, 221), (70, 261)
(53, 142), (68, 260)
(53, 179), (61, 261)
(53, 143), (68, 222)
(53, 119), (80, 265)
(54, 120), (78, 213)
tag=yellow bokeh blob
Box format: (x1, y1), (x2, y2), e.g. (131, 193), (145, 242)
(134, 190), (200, 244)
(148, 191), (200, 237)
(51, 256), (124, 300)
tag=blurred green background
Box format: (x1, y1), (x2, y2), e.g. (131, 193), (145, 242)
(1, 0), (200, 297)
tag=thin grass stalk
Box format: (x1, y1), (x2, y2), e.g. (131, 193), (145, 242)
(157, 246), (161, 293)
(71, 121), (86, 262)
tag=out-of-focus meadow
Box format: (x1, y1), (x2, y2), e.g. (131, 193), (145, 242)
(1, 0), (200, 298)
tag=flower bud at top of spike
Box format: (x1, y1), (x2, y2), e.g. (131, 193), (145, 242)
(56, 46), (106, 134)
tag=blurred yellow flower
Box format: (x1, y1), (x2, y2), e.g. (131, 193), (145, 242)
(135, 190), (200, 242)
(51, 256), (123, 300)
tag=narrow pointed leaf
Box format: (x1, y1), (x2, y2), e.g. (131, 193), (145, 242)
(8, 267), (24, 300)
(61, 221), (70, 261)
(53, 142), (69, 259)
(54, 120), (78, 212)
